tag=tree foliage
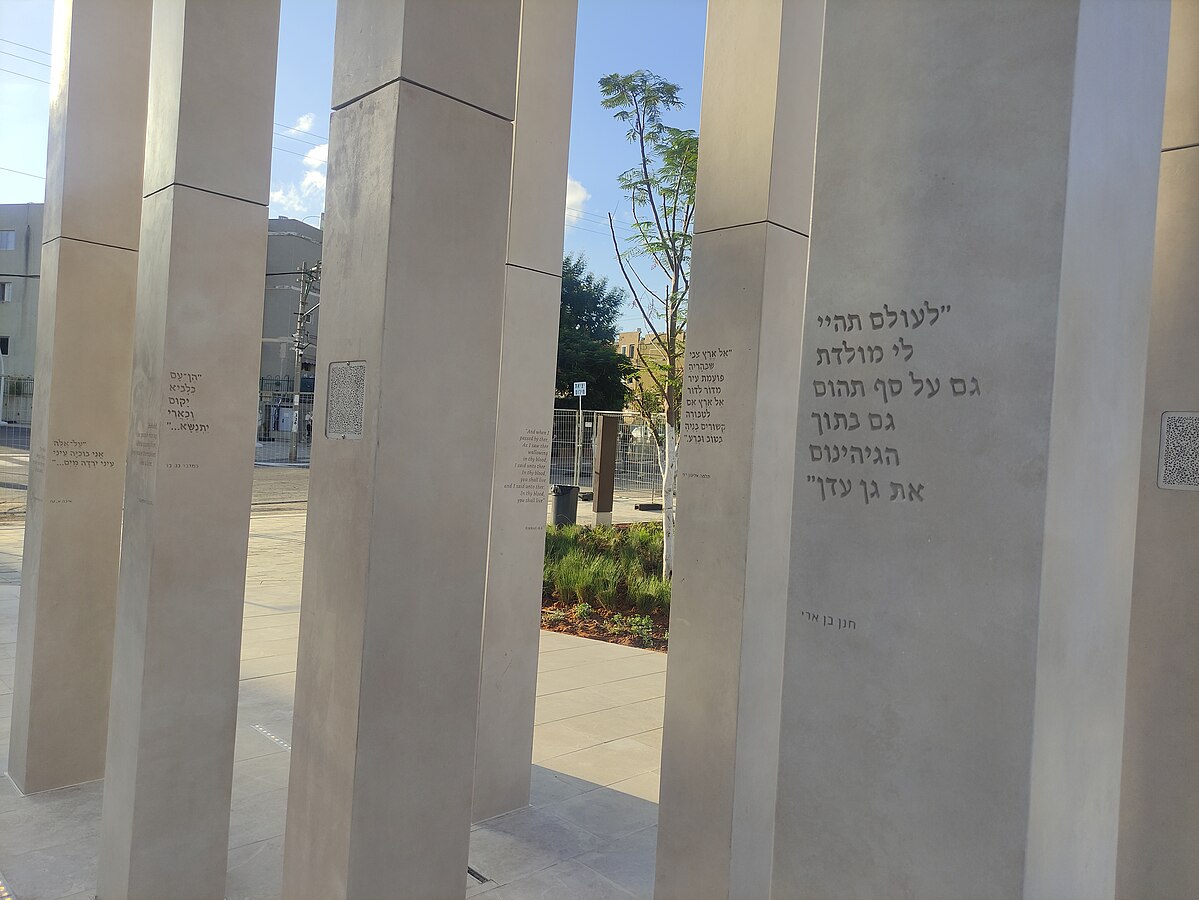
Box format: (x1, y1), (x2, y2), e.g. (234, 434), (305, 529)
(599, 70), (695, 437)
(555, 254), (630, 410)
(599, 70), (697, 578)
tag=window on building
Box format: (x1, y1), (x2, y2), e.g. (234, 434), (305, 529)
(0, 282), (11, 303)
(0, 337), (9, 355)
(0, 231), (15, 251)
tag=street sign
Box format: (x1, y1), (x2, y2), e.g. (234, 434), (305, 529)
(573, 381), (587, 397)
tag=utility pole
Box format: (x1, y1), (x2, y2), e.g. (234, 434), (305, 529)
(289, 260), (321, 463)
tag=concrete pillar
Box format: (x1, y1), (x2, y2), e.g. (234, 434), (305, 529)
(772, 2), (1167, 897)
(591, 413), (618, 527)
(1117, 2), (1199, 896)
(659, 1), (1172, 897)
(282, 2), (522, 895)
(472, 0), (579, 824)
(95, 2), (280, 898)
(653, 3), (821, 897)
(7, 0), (151, 795)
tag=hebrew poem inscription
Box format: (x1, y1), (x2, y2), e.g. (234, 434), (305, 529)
(681, 346), (732, 482)
(806, 302), (982, 507)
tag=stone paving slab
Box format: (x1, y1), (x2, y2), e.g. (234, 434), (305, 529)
(0, 510), (663, 899)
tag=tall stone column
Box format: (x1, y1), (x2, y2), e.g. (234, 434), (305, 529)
(653, 2), (821, 898)
(771, 2), (1167, 897)
(472, 0), (578, 825)
(1117, 1), (1199, 896)
(658, 1), (1172, 898)
(7, 0), (151, 795)
(95, 2), (280, 898)
(281, 2), (521, 896)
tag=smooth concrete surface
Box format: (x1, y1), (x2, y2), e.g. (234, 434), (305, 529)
(1117, 3), (1199, 894)
(654, 4), (817, 897)
(96, 3), (280, 898)
(8, 0), (152, 794)
(330, 0), (520, 118)
(40, 0), (150, 251)
(0, 513), (666, 900)
(141, 0), (280, 205)
(473, 0), (578, 825)
(772, 2), (1169, 898)
(283, 5), (520, 894)
(1161, 0), (1199, 151)
(690, 0), (823, 237)
(655, 223), (806, 900)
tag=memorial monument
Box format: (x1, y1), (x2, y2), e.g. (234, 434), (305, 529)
(6, 1), (1198, 898)
(281, 3), (524, 897)
(1117, 1), (1199, 896)
(7, 0), (151, 795)
(96, 2), (281, 897)
(472, 0), (580, 825)
(658, 0), (1173, 897)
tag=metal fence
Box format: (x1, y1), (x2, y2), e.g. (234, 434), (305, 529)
(0, 379), (664, 516)
(1, 376), (34, 427)
(0, 378), (34, 514)
(256, 389), (315, 465)
(550, 409), (663, 501)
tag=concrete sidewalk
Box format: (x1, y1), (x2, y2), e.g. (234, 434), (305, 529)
(0, 511), (665, 899)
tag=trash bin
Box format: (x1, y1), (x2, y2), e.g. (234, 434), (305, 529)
(550, 484), (580, 526)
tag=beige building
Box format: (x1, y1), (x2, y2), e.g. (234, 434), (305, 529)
(261, 217), (321, 388)
(0, 207), (319, 392)
(0, 203), (43, 378)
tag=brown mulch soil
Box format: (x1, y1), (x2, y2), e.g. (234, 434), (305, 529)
(540, 600), (669, 652)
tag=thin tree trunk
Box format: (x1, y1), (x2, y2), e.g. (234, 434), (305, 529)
(662, 421), (677, 580)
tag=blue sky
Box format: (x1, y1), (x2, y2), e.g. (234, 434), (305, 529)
(0, 0), (706, 330)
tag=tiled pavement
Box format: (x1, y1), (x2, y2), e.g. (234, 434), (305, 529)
(0, 509), (666, 899)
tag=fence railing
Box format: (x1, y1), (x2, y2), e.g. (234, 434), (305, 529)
(0, 379), (664, 515)
(551, 409), (663, 501)
(256, 390), (315, 465)
(1, 376), (34, 427)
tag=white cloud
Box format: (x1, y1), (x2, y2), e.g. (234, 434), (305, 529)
(294, 112), (315, 133)
(301, 170), (326, 195)
(303, 143), (328, 168)
(565, 175), (590, 224)
(269, 184), (308, 215)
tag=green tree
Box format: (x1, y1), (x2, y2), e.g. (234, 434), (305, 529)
(600, 69), (697, 578)
(555, 254), (630, 411)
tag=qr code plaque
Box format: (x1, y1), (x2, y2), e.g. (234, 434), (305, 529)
(326, 361), (366, 439)
(1158, 412), (1199, 491)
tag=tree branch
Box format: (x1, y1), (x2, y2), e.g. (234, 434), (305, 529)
(610, 213), (667, 349)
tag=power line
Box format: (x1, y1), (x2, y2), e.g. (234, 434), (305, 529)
(567, 208), (638, 233)
(274, 121), (328, 142)
(0, 38), (51, 57)
(0, 49), (50, 68)
(272, 145), (324, 161)
(273, 128), (326, 148)
(0, 65), (49, 85)
(563, 221), (616, 239)
(0, 165), (45, 181)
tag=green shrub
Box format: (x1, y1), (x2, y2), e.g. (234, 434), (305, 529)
(544, 525), (581, 564)
(609, 613), (656, 647)
(551, 550), (591, 603)
(587, 555), (621, 609)
(627, 572), (671, 615)
(543, 522), (669, 619)
(573, 601), (594, 620)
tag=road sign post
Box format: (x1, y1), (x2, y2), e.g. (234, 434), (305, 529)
(573, 382), (586, 487)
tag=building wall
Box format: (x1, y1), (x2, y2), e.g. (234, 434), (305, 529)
(0, 203), (44, 377)
(263, 217), (322, 386)
(616, 327), (675, 413)
(0, 208), (320, 391)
